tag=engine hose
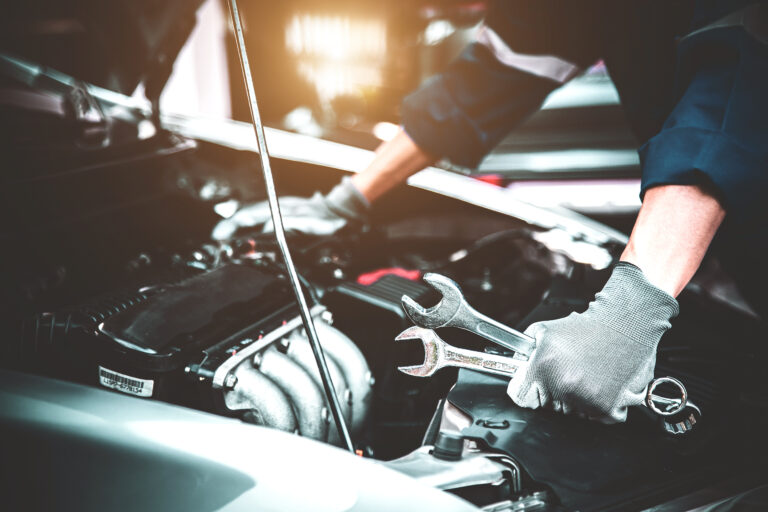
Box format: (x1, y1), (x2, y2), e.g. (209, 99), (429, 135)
(226, 0), (354, 452)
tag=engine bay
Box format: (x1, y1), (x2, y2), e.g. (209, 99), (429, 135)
(3, 134), (767, 511)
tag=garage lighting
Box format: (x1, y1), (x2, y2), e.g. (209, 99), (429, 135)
(285, 14), (387, 104)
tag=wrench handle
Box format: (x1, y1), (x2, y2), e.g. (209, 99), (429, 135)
(457, 305), (536, 357)
(442, 345), (526, 378)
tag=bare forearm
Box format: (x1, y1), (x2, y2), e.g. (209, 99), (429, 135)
(351, 128), (436, 203)
(621, 185), (725, 297)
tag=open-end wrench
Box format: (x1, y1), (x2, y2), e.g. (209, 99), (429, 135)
(401, 273), (535, 357)
(396, 326), (701, 433)
(395, 326), (526, 378)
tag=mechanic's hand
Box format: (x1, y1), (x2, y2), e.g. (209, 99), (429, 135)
(507, 262), (679, 423)
(212, 176), (370, 239)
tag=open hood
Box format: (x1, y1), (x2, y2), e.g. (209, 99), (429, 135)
(0, 0), (204, 99)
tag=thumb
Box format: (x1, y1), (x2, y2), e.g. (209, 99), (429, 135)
(506, 322), (546, 408)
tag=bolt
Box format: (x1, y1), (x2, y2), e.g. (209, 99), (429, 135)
(224, 374), (238, 389)
(321, 310), (334, 325)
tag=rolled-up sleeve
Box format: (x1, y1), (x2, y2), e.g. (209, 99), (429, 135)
(639, 27), (768, 222)
(401, 42), (559, 168)
(401, 0), (605, 168)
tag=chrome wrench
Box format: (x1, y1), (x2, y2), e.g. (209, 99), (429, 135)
(395, 326), (701, 434)
(401, 273), (535, 357)
(395, 326), (525, 378)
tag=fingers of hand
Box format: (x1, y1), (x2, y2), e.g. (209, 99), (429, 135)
(506, 321), (547, 408)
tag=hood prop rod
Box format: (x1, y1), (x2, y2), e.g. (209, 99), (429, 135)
(226, 0), (354, 452)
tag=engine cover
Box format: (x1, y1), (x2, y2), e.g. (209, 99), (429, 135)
(27, 263), (372, 443)
(42, 264), (295, 400)
(100, 264), (294, 369)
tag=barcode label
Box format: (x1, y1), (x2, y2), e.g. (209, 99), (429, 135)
(98, 366), (154, 398)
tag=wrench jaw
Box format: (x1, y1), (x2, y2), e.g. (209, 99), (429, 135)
(395, 326), (441, 377)
(401, 273), (463, 328)
(422, 273), (463, 298)
(401, 295), (443, 329)
(397, 364), (436, 378)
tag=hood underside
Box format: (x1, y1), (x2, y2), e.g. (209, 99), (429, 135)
(0, 0), (203, 97)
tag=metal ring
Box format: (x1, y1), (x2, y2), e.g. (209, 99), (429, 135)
(646, 377), (688, 416)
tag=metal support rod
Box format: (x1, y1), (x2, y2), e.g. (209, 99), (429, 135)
(226, 0), (354, 452)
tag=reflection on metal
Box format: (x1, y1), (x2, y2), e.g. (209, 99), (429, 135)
(216, 311), (371, 444)
(396, 326), (526, 378)
(213, 198), (240, 218)
(211, 305), (325, 389)
(314, 321), (373, 435)
(482, 492), (550, 511)
(386, 445), (521, 494)
(400, 274), (536, 356)
(223, 359), (298, 433)
(136, 119), (157, 140)
(504, 179), (641, 216)
(532, 228), (614, 269)
(285, 329), (354, 445)
(257, 347), (329, 441)
(478, 148), (639, 173)
(0, 54), (152, 113)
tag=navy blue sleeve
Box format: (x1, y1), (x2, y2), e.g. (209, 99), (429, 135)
(400, 0), (605, 168)
(401, 42), (558, 168)
(639, 26), (768, 223)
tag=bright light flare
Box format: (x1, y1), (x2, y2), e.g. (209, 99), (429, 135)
(372, 121), (399, 141)
(285, 14), (387, 104)
(286, 14), (386, 61)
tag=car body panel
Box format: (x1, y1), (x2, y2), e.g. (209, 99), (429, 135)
(0, 369), (480, 512)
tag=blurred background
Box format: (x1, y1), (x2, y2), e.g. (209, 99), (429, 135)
(164, 0), (643, 232)
(1, 0), (644, 232)
(164, 0), (491, 148)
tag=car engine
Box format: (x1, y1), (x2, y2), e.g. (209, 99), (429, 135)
(23, 261), (372, 444)
(4, 133), (767, 511)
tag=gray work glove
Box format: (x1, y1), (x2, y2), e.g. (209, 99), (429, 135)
(507, 262), (679, 423)
(212, 176), (370, 239)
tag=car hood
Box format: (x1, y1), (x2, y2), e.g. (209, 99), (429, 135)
(0, 370), (480, 512)
(0, 0), (204, 97)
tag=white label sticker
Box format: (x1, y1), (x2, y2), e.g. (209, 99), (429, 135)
(98, 366), (154, 398)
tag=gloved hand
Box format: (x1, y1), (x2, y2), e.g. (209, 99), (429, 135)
(212, 176), (370, 240)
(507, 262), (679, 423)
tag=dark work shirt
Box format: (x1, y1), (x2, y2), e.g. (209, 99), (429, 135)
(401, 1), (768, 313)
